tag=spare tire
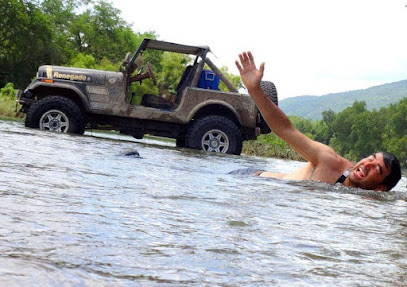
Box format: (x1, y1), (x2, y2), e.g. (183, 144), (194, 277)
(258, 81), (278, 134)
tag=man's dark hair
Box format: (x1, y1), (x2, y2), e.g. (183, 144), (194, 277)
(381, 151), (401, 191)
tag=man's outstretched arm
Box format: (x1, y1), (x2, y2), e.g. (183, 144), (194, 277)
(235, 51), (335, 166)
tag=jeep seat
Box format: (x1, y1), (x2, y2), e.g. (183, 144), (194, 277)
(174, 65), (198, 104)
(141, 94), (175, 110)
(140, 65), (197, 109)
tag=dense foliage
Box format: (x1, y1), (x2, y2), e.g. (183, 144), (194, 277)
(244, 100), (407, 166)
(0, 0), (155, 88)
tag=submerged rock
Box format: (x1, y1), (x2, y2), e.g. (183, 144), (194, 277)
(124, 150), (140, 157)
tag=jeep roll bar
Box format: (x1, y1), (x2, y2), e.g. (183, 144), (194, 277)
(127, 38), (238, 93)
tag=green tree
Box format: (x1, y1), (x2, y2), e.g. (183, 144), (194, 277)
(385, 135), (407, 166)
(351, 109), (386, 159)
(158, 52), (190, 90)
(0, 0), (48, 87)
(290, 116), (314, 134)
(0, 0), (152, 88)
(318, 109), (336, 144)
(0, 0), (90, 87)
(218, 66), (243, 92)
(382, 98), (407, 165)
(74, 1), (150, 62)
(329, 101), (367, 158)
(386, 98), (407, 136)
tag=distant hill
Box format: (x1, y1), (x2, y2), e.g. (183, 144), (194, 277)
(279, 79), (407, 120)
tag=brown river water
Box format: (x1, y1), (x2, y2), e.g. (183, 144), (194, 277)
(0, 120), (406, 286)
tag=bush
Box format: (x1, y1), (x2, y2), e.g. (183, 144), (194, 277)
(243, 133), (304, 161)
(0, 83), (16, 99)
(0, 83), (22, 118)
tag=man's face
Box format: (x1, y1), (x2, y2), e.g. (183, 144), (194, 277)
(348, 152), (390, 191)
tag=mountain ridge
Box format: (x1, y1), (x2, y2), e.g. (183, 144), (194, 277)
(279, 79), (407, 120)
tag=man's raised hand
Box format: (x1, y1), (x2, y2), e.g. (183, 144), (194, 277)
(235, 51), (265, 92)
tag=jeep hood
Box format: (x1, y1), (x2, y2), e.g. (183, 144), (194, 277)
(37, 65), (124, 85)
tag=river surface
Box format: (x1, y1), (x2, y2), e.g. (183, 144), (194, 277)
(0, 120), (406, 286)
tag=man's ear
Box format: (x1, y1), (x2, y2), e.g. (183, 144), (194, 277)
(374, 185), (387, 192)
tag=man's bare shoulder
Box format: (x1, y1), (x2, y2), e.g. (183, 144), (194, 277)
(317, 146), (353, 178)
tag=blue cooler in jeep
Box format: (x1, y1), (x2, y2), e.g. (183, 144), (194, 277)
(198, 70), (220, 90)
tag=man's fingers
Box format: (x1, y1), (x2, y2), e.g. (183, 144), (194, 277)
(235, 60), (243, 72)
(238, 51), (256, 67)
(238, 53), (246, 65)
(237, 51), (261, 73)
(259, 62), (265, 75)
(247, 51), (255, 66)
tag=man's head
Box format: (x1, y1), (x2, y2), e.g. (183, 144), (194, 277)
(381, 151), (402, 191)
(348, 151), (401, 191)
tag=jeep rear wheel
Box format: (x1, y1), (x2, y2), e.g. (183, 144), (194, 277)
(186, 115), (242, 155)
(25, 96), (85, 134)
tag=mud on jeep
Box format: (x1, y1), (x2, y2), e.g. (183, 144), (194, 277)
(17, 39), (278, 155)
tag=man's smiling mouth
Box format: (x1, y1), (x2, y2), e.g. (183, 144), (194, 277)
(356, 166), (367, 178)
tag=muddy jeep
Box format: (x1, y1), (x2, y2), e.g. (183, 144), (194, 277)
(17, 39), (277, 155)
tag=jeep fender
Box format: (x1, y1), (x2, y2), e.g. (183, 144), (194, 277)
(26, 81), (90, 111)
(188, 100), (242, 126)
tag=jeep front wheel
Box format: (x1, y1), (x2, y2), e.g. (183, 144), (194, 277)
(25, 96), (85, 134)
(186, 115), (242, 155)
(40, 109), (70, 132)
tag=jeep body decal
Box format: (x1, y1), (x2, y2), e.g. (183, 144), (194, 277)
(53, 72), (88, 82)
(46, 66), (53, 79)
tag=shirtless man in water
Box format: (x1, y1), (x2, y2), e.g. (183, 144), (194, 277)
(234, 51), (401, 191)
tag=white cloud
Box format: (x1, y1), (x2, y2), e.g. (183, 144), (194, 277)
(112, 0), (407, 99)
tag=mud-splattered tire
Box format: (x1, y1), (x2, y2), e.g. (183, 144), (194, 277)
(25, 96), (85, 134)
(259, 81), (278, 134)
(186, 115), (242, 155)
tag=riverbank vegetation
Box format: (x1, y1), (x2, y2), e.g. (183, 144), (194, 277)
(0, 83), (23, 119)
(1, 0), (406, 167)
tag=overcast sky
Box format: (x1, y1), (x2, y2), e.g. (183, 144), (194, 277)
(111, 0), (407, 100)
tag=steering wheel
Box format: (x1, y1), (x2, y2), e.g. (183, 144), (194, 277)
(119, 52), (131, 72)
(146, 62), (157, 86)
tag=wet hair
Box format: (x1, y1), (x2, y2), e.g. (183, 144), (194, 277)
(380, 151), (401, 191)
